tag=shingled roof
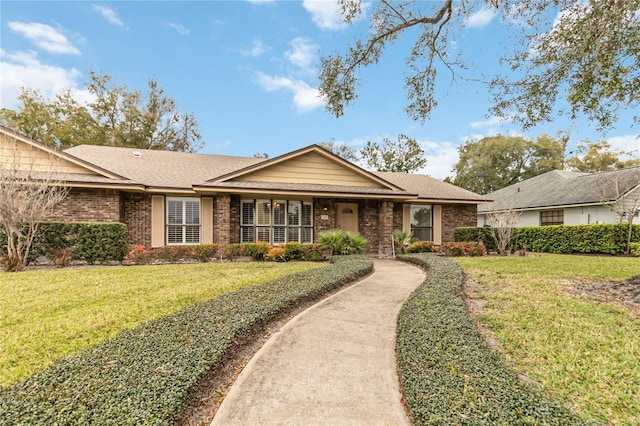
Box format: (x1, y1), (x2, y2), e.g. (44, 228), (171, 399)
(64, 145), (264, 190)
(63, 144), (489, 202)
(479, 168), (640, 213)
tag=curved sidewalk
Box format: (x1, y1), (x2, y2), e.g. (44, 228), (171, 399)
(211, 258), (426, 426)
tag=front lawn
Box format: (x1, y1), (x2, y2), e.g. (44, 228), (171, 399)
(0, 262), (322, 386)
(455, 254), (640, 425)
(1, 256), (373, 425)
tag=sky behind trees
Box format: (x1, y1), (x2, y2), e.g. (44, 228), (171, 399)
(1, 1), (638, 178)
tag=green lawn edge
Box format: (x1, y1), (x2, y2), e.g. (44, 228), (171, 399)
(396, 254), (591, 426)
(0, 256), (373, 425)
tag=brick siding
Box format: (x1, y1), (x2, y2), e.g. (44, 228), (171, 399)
(122, 193), (152, 247)
(47, 188), (121, 222)
(442, 204), (477, 243)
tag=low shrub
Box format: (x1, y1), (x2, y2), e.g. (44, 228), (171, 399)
(50, 248), (73, 268)
(126, 244), (222, 264)
(0, 256), (373, 425)
(223, 242), (271, 261)
(441, 241), (486, 257)
(266, 246), (286, 262)
(0, 222), (129, 264)
(396, 254), (585, 425)
(406, 240), (440, 254)
(318, 229), (367, 255)
(455, 223), (640, 255)
(630, 242), (640, 256)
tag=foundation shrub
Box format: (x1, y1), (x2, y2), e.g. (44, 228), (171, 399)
(125, 244), (222, 264)
(0, 222), (128, 264)
(396, 254), (585, 425)
(318, 229), (367, 255)
(265, 246), (286, 262)
(406, 241), (440, 253)
(0, 256), (373, 425)
(223, 242), (271, 261)
(441, 241), (486, 257)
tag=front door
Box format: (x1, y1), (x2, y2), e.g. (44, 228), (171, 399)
(336, 203), (359, 233)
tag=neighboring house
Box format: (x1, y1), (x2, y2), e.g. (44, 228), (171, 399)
(478, 168), (640, 227)
(1, 125), (488, 255)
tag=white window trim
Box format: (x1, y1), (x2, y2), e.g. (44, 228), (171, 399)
(241, 199), (313, 245)
(166, 196), (201, 245)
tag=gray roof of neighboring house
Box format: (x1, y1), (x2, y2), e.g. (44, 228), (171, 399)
(478, 168), (640, 213)
(63, 144), (488, 202)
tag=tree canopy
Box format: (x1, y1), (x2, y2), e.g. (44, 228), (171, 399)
(360, 134), (427, 173)
(566, 140), (640, 172)
(0, 71), (202, 152)
(450, 134), (565, 194)
(318, 140), (359, 163)
(320, 0), (639, 132)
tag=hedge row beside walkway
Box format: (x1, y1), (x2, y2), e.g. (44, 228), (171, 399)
(0, 256), (373, 425)
(396, 254), (588, 426)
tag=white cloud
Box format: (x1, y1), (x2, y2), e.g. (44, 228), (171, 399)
(302, 0), (346, 30)
(607, 135), (640, 159)
(166, 22), (189, 36)
(469, 116), (506, 129)
(416, 140), (460, 179)
(92, 5), (125, 27)
(8, 22), (80, 55)
(254, 72), (324, 112)
(466, 7), (496, 28)
(465, 7), (497, 28)
(0, 49), (87, 108)
(240, 38), (269, 58)
(285, 37), (318, 73)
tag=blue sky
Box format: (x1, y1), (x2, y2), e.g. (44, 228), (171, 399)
(1, 1), (638, 179)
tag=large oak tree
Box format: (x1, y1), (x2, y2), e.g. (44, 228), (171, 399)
(0, 71), (202, 152)
(320, 0), (639, 132)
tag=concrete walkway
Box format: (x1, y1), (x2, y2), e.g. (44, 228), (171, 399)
(211, 258), (426, 426)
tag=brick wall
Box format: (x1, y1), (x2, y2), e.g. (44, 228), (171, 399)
(214, 194), (231, 245)
(122, 193), (152, 247)
(361, 200), (379, 253)
(47, 188), (121, 222)
(229, 195), (241, 244)
(442, 204), (477, 243)
(314, 199), (336, 238)
(378, 201), (394, 256)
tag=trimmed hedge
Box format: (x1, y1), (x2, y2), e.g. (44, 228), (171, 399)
(0, 222), (129, 263)
(0, 256), (373, 425)
(455, 223), (640, 255)
(396, 254), (586, 425)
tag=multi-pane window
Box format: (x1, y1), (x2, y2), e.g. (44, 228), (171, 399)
(540, 210), (563, 226)
(167, 197), (201, 244)
(411, 204), (433, 241)
(241, 199), (313, 245)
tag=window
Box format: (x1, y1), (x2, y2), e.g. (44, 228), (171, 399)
(411, 205), (433, 241)
(167, 197), (201, 244)
(241, 199), (313, 245)
(540, 210), (564, 226)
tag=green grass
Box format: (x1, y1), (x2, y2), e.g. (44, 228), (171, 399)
(0, 262), (322, 386)
(454, 253), (640, 425)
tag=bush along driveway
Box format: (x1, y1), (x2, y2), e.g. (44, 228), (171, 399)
(396, 254), (589, 426)
(0, 256), (373, 425)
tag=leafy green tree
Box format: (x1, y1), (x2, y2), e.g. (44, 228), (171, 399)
(566, 140), (640, 172)
(360, 134), (426, 173)
(0, 71), (202, 152)
(319, 0), (639, 132)
(450, 134), (565, 194)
